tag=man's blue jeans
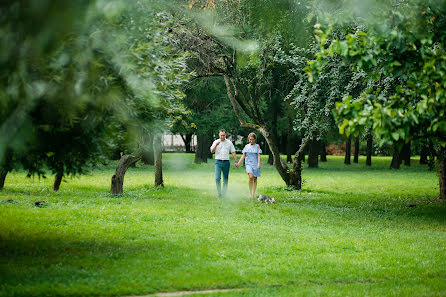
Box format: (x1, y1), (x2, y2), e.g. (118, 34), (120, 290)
(215, 160), (230, 196)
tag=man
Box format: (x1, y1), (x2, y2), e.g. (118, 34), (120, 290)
(210, 129), (239, 197)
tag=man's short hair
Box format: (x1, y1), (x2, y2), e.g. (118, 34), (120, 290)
(219, 129), (226, 134)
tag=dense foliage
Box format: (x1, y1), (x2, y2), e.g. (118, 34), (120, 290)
(0, 1), (190, 190)
(309, 0), (446, 148)
(307, 0), (446, 197)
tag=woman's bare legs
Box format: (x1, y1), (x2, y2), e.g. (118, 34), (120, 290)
(252, 177), (257, 198)
(248, 173), (254, 198)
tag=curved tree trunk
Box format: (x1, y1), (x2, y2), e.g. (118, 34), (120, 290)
(0, 169), (7, 191)
(308, 139), (319, 168)
(289, 137), (310, 189)
(154, 134), (164, 187)
(110, 152), (142, 194)
(53, 170), (63, 192)
(366, 131), (372, 166)
(222, 74), (301, 188)
(344, 136), (351, 165)
(258, 127), (290, 184)
(353, 136), (360, 163)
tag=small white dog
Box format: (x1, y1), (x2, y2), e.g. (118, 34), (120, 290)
(257, 194), (275, 204)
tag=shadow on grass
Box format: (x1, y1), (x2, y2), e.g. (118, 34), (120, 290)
(0, 229), (241, 297)
(264, 186), (446, 226)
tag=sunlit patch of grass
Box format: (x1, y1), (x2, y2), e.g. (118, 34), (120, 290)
(0, 154), (445, 297)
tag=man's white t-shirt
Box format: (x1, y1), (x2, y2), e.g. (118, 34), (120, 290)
(210, 139), (236, 160)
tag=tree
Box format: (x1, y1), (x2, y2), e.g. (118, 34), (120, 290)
(175, 0), (335, 188)
(175, 76), (240, 164)
(0, 1), (126, 190)
(309, 0), (446, 198)
(109, 8), (190, 194)
(273, 31), (367, 170)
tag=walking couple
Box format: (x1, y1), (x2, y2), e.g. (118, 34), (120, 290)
(210, 129), (262, 199)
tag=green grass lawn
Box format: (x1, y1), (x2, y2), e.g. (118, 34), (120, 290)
(0, 154), (445, 297)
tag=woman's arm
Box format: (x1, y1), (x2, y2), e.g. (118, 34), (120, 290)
(237, 153), (246, 166)
(257, 153), (261, 169)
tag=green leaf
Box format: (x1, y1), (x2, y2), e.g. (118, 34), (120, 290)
(339, 41), (348, 56)
(391, 132), (400, 141)
(438, 121), (446, 133)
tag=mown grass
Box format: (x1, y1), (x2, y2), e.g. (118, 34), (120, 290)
(0, 154), (445, 297)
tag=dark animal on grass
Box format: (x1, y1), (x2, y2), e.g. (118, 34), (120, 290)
(34, 200), (46, 206)
(257, 194), (275, 204)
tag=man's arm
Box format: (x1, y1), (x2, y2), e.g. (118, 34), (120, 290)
(230, 142), (237, 162)
(210, 140), (220, 153)
(232, 151), (239, 167)
(232, 151), (238, 162)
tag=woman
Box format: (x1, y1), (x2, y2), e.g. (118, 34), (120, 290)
(236, 132), (262, 199)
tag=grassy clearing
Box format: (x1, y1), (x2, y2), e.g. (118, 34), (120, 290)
(0, 154), (445, 297)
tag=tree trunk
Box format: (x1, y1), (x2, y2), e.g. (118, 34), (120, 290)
(286, 120), (293, 163)
(353, 136), (359, 163)
(0, 169), (7, 191)
(259, 128), (290, 181)
(0, 150), (13, 191)
(195, 133), (211, 164)
(289, 137), (310, 189)
(286, 147), (293, 163)
(206, 135), (213, 159)
(222, 74), (295, 188)
(110, 152), (142, 194)
(344, 137), (351, 165)
(320, 141), (327, 162)
(142, 134), (154, 165)
(194, 134), (204, 164)
(366, 131), (372, 166)
(308, 139), (319, 168)
(53, 170), (63, 192)
(402, 141), (411, 166)
(268, 151), (274, 165)
(299, 137), (306, 162)
(154, 134), (164, 187)
(390, 146), (401, 169)
(180, 134), (193, 153)
(439, 154), (446, 199)
(420, 141), (428, 164)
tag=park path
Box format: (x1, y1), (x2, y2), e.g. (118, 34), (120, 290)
(126, 288), (243, 297)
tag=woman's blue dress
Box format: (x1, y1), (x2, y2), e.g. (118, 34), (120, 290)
(242, 144), (262, 177)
